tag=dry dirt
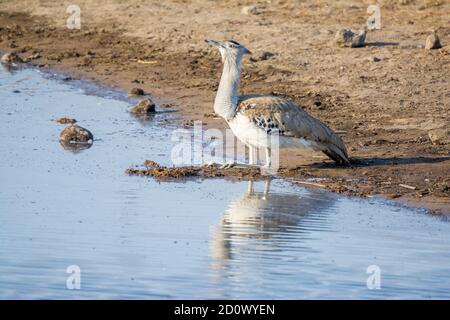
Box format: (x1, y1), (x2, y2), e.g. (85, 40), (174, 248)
(0, 0), (449, 213)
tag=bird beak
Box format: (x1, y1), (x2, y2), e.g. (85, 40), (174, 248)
(243, 47), (252, 55)
(205, 39), (223, 48)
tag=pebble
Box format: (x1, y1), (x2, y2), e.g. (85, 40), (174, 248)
(130, 98), (156, 114)
(250, 51), (274, 62)
(335, 28), (367, 48)
(55, 117), (77, 124)
(425, 30), (442, 50)
(1, 51), (23, 64)
(128, 87), (145, 96)
(59, 125), (94, 150)
(241, 5), (259, 15)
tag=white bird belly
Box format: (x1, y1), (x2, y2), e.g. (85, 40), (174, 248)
(228, 113), (318, 150)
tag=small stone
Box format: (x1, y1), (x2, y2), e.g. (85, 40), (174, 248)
(259, 51), (274, 61)
(1, 51), (23, 64)
(428, 128), (450, 145)
(203, 112), (218, 118)
(59, 125), (93, 150)
(128, 87), (145, 96)
(33, 26), (45, 34)
(250, 51), (274, 62)
(55, 117), (77, 124)
(425, 30), (442, 50)
(130, 98), (156, 114)
(335, 28), (367, 48)
(241, 5), (258, 15)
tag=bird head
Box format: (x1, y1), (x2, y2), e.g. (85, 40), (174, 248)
(205, 39), (251, 63)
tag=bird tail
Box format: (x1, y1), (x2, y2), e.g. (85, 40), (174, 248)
(322, 143), (350, 166)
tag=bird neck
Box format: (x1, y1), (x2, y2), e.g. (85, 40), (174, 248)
(214, 55), (242, 121)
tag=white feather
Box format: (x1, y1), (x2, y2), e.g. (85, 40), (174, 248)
(228, 113), (319, 150)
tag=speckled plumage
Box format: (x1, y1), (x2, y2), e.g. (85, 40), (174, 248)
(232, 94), (349, 164)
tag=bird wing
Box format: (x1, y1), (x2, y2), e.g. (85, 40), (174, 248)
(237, 95), (349, 163)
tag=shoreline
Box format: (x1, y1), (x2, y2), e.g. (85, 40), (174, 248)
(0, 3), (449, 214)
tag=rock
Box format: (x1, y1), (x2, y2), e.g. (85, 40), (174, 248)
(250, 51), (274, 62)
(59, 125), (93, 150)
(130, 98), (156, 114)
(55, 117), (77, 124)
(425, 30), (442, 50)
(203, 112), (218, 118)
(1, 51), (23, 64)
(33, 26), (45, 34)
(241, 5), (258, 15)
(128, 87), (145, 96)
(260, 51), (274, 60)
(366, 56), (381, 63)
(428, 128), (450, 145)
(335, 28), (367, 48)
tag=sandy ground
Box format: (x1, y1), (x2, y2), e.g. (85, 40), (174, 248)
(0, 0), (449, 213)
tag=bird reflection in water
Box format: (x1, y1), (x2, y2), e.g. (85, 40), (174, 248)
(210, 179), (336, 269)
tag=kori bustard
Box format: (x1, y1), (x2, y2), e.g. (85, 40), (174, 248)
(206, 39), (350, 167)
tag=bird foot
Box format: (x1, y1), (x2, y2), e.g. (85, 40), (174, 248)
(200, 161), (261, 169)
(220, 161), (262, 169)
(200, 161), (232, 168)
(200, 161), (218, 168)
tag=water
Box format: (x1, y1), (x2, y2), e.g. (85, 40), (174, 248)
(1, 65), (450, 299)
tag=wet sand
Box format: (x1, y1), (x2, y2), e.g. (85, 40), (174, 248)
(0, 0), (449, 213)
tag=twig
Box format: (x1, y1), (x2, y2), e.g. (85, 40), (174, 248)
(399, 184), (416, 190)
(136, 59), (158, 64)
(295, 180), (327, 188)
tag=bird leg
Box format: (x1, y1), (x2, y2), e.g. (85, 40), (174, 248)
(249, 146), (254, 165)
(222, 146), (261, 169)
(248, 145), (259, 165)
(264, 147), (272, 168)
(202, 145), (261, 169)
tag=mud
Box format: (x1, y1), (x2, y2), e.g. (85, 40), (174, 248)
(127, 160), (262, 180)
(0, 0), (448, 213)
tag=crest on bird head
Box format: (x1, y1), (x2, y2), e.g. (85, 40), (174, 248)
(206, 39), (251, 63)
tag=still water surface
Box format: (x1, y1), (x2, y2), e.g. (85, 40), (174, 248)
(1, 65), (450, 299)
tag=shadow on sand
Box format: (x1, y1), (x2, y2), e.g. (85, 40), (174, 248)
(351, 156), (450, 167)
(365, 41), (400, 47)
(307, 156), (450, 168)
